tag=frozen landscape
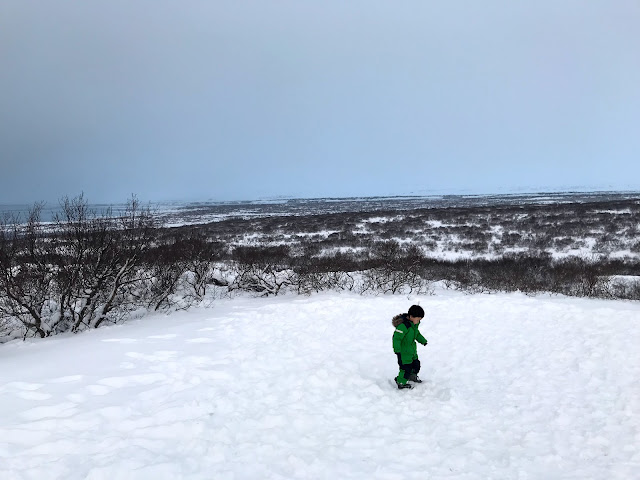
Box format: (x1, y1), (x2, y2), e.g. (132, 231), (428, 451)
(3, 0), (640, 477)
(1, 287), (638, 479)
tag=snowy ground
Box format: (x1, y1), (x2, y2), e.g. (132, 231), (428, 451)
(1, 289), (639, 479)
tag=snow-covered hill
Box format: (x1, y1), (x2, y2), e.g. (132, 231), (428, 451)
(1, 289), (638, 479)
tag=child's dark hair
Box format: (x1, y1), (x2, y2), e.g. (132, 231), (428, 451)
(408, 305), (424, 318)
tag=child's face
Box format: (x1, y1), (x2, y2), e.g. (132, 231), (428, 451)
(409, 315), (423, 324)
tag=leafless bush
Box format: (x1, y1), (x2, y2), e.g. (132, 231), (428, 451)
(142, 229), (227, 309)
(228, 245), (295, 296)
(292, 250), (361, 294)
(144, 259), (185, 311)
(360, 241), (430, 295)
(52, 194), (156, 332)
(0, 195), (157, 338)
(606, 276), (640, 300)
(0, 205), (53, 338)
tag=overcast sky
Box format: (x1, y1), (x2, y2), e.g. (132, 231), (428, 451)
(1, 1), (639, 204)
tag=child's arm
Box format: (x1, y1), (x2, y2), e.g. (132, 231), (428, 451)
(416, 329), (428, 346)
(392, 324), (407, 353)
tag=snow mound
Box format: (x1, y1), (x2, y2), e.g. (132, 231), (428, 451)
(1, 290), (639, 479)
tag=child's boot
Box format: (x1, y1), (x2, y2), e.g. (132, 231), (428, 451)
(395, 376), (413, 389)
(408, 373), (422, 383)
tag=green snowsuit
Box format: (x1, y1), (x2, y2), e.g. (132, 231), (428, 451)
(392, 314), (427, 384)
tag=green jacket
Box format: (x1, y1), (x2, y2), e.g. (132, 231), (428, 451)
(392, 314), (427, 364)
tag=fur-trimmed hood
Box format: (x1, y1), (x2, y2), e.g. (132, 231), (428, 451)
(392, 314), (408, 327)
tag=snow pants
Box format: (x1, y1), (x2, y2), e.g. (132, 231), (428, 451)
(396, 354), (420, 385)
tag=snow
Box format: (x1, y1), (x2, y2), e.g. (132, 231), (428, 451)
(362, 216), (405, 223)
(1, 289), (639, 479)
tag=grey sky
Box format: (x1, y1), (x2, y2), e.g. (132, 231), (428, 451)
(1, 1), (639, 204)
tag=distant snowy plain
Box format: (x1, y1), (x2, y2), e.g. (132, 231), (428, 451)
(1, 288), (638, 479)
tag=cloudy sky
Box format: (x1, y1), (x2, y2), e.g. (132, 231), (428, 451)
(1, 1), (639, 204)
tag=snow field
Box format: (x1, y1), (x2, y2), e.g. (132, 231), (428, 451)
(0, 290), (639, 479)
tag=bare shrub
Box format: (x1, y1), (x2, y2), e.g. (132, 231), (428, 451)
(144, 250), (186, 311)
(0, 205), (53, 338)
(51, 194), (156, 332)
(292, 250), (362, 294)
(179, 232), (225, 303)
(229, 245), (294, 296)
(0, 195), (157, 338)
(141, 232), (216, 311)
(361, 241), (430, 295)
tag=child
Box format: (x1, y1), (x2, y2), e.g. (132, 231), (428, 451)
(392, 305), (428, 389)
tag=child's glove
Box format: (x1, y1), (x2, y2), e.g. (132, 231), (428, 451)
(422, 340), (428, 346)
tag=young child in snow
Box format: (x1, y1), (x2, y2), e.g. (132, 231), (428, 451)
(392, 305), (428, 389)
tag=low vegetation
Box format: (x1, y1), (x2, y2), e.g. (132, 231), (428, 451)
(2, 193), (639, 340)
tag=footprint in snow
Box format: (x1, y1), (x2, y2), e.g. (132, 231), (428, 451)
(1, 382), (52, 400)
(436, 388), (452, 401)
(13, 390), (52, 401)
(20, 402), (78, 421)
(86, 385), (111, 396)
(66, 393), (86, 403)
(49, 375), (84, 384)
(98, 373), (167, 388)
(2, 381), (44, 391)
(125, 351), (179, 362)
(186, 338), (215, 344)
